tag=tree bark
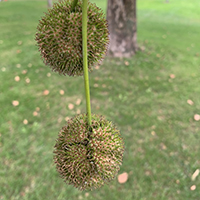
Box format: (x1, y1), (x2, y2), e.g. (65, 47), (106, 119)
(106, 0), (138, 57)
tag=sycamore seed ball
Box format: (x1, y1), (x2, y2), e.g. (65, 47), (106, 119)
(53, 114), (124, 190)
(35, 0), (109, 76)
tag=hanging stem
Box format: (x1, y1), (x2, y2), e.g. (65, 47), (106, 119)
(71, 0), (78, 12)
(82, 0), (92, 125)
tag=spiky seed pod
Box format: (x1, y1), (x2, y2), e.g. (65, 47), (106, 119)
(54, 113), (124, 190)
(35, 0), (109, 76)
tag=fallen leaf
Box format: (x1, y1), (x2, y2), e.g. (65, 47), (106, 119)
(187, 99), (194, 105)
(17, 41), (22, 45)
(102, 84), (106, 88)
(96, 105), (100, 110)
(16, 49), (21, 54)
(78, 195), (83, 200)
(57, 117), (62, 123)
(68, 103), (74, 110)
(28, 63), (32, 68)
(140, 46), (145, 51)
(85, 193), (89, 197)
(76, 98), (81, 105)
(43, 90), (49, 96)
(25, 78), (30, 83)
(65, 117), (70, 121)
(22, 70), (27, 74)
(194, 114), (200, 121)
(94, 83), (98, 88)
(124, 61), (129, 66)
(190, 185), (196, 191)
(23, 119), (28, 125)
(15, 76), (20, 82)
(47, 72), (51, 77)
(191, 169), (200, 181)
(156, 54), (161, 58)
(145, 170), (151, 176)
(151, 131), (156, 136)
(16, 64), (21, 68)
(36, 107), (40, 112)
(59, 90), (64, 95)
(118, 172), (128, 184)
(160, 143), (167, 150)
(170, 74), (175, 79)
(12, 100), (19, 106)
(76, 109), (81, 114)
(33, 111), (38, 116)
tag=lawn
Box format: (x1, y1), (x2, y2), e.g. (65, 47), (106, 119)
(0, 0), (200, 199)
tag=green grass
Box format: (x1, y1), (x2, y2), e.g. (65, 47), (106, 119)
(0, 0), (200, 199)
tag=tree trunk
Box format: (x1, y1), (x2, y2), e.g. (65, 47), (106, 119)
(106, 0), (138, 57)
(47, 0), (52, 8)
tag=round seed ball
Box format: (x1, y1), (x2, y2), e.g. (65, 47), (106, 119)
(35, 0), (109, 76)
(54, 113), (124, 190)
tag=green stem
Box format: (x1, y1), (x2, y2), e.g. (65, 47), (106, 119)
(82, 0), (92, 125)
(71, 0), (78, 12)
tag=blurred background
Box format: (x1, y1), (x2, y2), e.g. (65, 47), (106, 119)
(0, 0), (200, 199)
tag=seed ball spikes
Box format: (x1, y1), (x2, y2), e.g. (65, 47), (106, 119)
(35, 0), (109, 76)
(53, 114), (124, 190)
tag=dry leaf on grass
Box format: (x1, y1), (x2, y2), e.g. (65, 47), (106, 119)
(76, 109), (81, 114)
(47, 72), (51, 77)
(12, 100), (19, 106)
(151, 131), (156, 136)
(33, 111), (38, 116)
(65, 117), (70, 121)
(124, 61), (129, 66)
(23, 119), (28, 125)
(15, 76), (20, 82)
(194, 114), (200, 121)
(25, 78), (30, 83)
(59, 90), (65, 95)
(76, 98), (81, 105)
(191, 169), (200, 181)
(2, 67), (6, 72)
(85, 193), (89, 197)
(118, 172), (128, 184)
(190, 185), (196, 191)
(22, 70), (27, 74)
(17, 41), (22, 45)
(160, 143), (167, 150)
(170, 74), (176, 79)
(43, 90), (49, 96)
(28, 63), (32, 68)
(187, 99), (194, 105)
(16, 64), (21, 68)
(68, 103), (74, 110)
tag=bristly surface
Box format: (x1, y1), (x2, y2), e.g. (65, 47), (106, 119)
(35, 0), (109, 76)
(54, 114), (124, 190)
